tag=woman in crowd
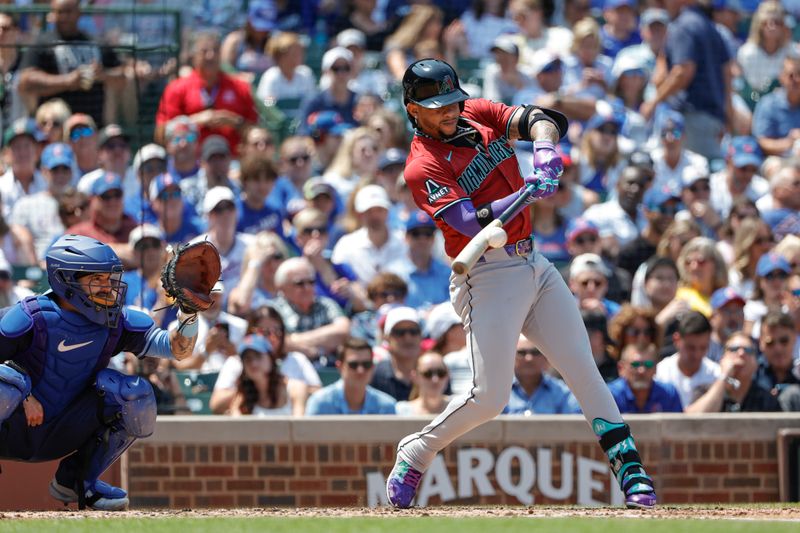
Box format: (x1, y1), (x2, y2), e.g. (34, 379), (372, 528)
(220, 2), (274, 84)
(744, 252), (793, 339)
(728, 218), (774, 298)
(715, 197), (760, 265)
(562, 17), (612, 101)
(737, 1), (793, 109)
(323, 126), (380, 201)
(509, 0), (573, 68)
(384, 4), (445, 81)
(640, 256), (685, 329)
(675, 237), (729, 317)
(35, 98), (71, 145)
(367, 109), (407, 152)
(228, 231), (289, 316)
(395, 351), (450, 416)
(775, 235), (800, 277)
(350, 272), (408, 349)
(609, 305), (662, 361)
(609, 55), (650, 147)
(577, 114), (625, 196)
(256, 32), (316, 107)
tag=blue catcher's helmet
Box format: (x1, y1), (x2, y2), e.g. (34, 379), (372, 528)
(45, 234), (127, 328)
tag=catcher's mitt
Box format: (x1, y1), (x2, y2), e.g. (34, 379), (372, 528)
(161, 241), (221, 314)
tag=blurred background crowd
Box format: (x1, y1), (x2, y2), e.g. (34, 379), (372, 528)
(0, 0), (798, 417)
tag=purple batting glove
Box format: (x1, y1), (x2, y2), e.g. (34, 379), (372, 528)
(523, 141), (562, 200)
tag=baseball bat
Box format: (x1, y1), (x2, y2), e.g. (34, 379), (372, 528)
(451, 182), (538, 275)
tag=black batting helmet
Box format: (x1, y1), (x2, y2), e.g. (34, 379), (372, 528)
(402, 58), (469, 109)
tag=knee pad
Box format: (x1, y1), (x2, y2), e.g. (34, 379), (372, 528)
(96, 368), (157, 438)
(0, 363), (31, 422)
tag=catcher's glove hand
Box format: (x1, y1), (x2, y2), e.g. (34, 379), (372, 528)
(161, 241), (221, 314)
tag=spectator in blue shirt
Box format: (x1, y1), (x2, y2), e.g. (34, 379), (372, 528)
(600, 0), (642, 59)
(752, 53), (800, 156)
(236, 153), (285, 237)
(298, 48), (358, 136)
(504, 335), (580, 415)
(609, 344), (683, 413)
(306, 337), (397, 415)
(398, 210), (451, 310)
(149, 173), (205, 248)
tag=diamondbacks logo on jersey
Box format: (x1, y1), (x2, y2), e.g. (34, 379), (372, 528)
(425, 179), (450, 204)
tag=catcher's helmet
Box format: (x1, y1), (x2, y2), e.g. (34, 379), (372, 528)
(402, 58), (469, 109)
(46, 234), (126, 327)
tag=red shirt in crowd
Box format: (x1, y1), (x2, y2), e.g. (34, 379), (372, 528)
(155, 70), (258, 155)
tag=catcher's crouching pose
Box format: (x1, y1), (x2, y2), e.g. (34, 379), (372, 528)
(387, 59), (656, 509)
(0, 235), (219, 510)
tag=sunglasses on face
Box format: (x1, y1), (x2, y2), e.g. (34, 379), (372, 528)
(60, 203), (89, 218)
(625, 326), (653, 338)
(287, 153), (311, 165)
(580, 278), (605, 288)
(104, 140), (128, 151)
(0, 271), (10, 281)
(629, 360), (655, 369)
(301, 226), (328, 236)
(135, 240), (162, 252)
(516, 348), (542, 357)
(725, 344), (756, 355)
(346, 360), (373, 370)
(597, 126), (618, 136)
(170, 132), (198, 145)
(793, 288), (800, 297)
(141, 160), (166, 174)
(409, 228), (436, 239)
(99, 190), (123, 201)
(377, 290), (403, 300)
(158, 189), (182, 201)
(211, 203), (235, 214)
(763, 271), (788, 281)
(687, 257), (708, 267)
(652, 205), (680, 216)
(331, 64), (351, 73)
(661, 129), (683, 140)
(40, 118), (63, 128)
(265, 253), (285, 262)
(391, 327), (421, 337)
(421, 368), (448, 379)
(573, 234), (597, 245)
(69, 126), (95, 141)
(765, 336), (791, 347)
(292, 278), (315, 288)
(688, 183), (710, 193)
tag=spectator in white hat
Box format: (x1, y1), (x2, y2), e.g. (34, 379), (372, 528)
(122, 224), (168, 314)
(371, 306), (423, 401)
(331, 185), (408, 284)
(482, 35), (534, 104)
(298, 47), (358, 135)
(568, 252), (620, 318)
(124, 143), (167, 222)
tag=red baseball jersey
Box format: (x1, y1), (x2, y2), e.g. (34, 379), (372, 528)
(404, 98), (529, 258)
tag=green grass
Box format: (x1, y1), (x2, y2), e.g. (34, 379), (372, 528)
(0, 517), (796, 533)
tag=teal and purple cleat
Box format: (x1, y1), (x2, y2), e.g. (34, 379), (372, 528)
(386, 459), (423, 508)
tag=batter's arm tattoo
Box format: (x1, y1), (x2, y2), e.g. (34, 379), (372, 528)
(508, 106), (563, 143)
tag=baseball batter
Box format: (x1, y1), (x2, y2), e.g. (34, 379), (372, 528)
(386, 59), (657, 509)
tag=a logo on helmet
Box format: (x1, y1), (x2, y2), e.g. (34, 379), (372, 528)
(439, 76), (455, 94)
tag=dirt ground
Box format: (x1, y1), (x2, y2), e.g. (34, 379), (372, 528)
(2, 506), (800, 521)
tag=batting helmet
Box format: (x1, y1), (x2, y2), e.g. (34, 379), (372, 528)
(402, 58), (469, 109)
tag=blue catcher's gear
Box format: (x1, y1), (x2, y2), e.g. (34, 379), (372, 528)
(0, 362), (31, 423)
(51, 368), (156, 511)
(45, 234), (127, 328)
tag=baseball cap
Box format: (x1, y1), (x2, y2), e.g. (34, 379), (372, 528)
(604, 0), (636, 9)
(378, 148), (407, 171)
(165, 115), (198, 140)
(611, 54), (649, 81)
(98, 124), (129, 147)
(132, 143), (167, 174)
(726, 136), (764, 168)
(149, 172), (181, 199)
(565, 218), (599, 244)
(307, 111), (353, 138)
(303, 177), (336, 200)
(238, 333), (273, 357)
(405, 209), (436, 232)
(585, 111), (622, 132)
(643, 183), (682, 211)
(64, 113), (97, 138)
(336, 28), (366, 49)
(248, 0), (277, 32)
(321, 46), (353, 72)
(657, 109), (685, 135)
(581, 309), (610, 336)
(4, 117), (41, 146)
(354, 185), (391, 214)
(490, 34), (519, 56)
(201, 135), (231, 161)
(41, 142), (75, 170)
(627, 150), (654, 172)
(681, 166), (709, 188)
(203, 186), (236, 215)
(425, 302), (461, 341)
(640, 8), (670, 27)
(529, 49), (562, 76)
(128, 223), (165, 249)
(90, 171), (123, 196)
(756, 252), (791, 277)
(710, 287), (745, 311)
(569, 253), (610, 279)
(383, 306), (420, 336)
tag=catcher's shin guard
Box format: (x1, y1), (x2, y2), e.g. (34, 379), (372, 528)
(53, 369), (156, 510)
(593, 418), (657, 509)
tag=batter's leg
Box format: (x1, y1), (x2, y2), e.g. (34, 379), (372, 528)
(387, 257), (534, 508)
(520, 252), (657, 509)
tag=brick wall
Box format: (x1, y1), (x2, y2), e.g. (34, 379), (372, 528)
(125, 414), (797, 508)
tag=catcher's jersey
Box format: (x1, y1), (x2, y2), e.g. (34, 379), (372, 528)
(404, 98), (529, 258)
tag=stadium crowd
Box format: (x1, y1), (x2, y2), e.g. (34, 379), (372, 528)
(0, 0), (799, 417)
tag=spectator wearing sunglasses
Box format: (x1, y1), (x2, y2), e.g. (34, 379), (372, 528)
(756, 161), (800, 239)
(124, 144), (167, 223)
(298, 48), (358, 137)
(194, 186), (251, 289)
(96, 125), (131, 187)
(688, 331), (780, 413)
(675, 166), (719, 239)
(306, 336), (396, 415)
(396, 351), (451, 416)
(564, 217), (630, 304)
(67, 170), (136, 266)
(650, 110), (708, 194)
(710, 136), (769, 219)
(35, 98), (71, 146)
(182, 135), (239, 216)
(371, 306), (423, 402)
(164, 116), (201, 182)
(271, 257), (350, 367)
(228, 231), (289, 316)
(10, 142), (74, 261)
(744, 253), (793, 340)
(122, 224), (170, 317)
(148, 173), (204, 249)
(397, 210), (450, 310)
(63, 113), (99, 179)
(608, 344), (682, 414)
(756, 311), (800, 391)
(504, 335), (579, 415)
(708, 287), (747, 363)
(568, 253), (620, 319)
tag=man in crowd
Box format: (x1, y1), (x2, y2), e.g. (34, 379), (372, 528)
(753, 53), (800, 156)
(124, 143), (167, 222)
(371, 306), (422, 402)
(236, 154), (283, 236)
(676, 166), (719, 238)
(181, 135), (237, 214)
(18, 0), (124, 126)
(195, 186), (251, 286)
(755, 311), (800, 400)
(600, 0), (641, 59)
(655, 311), (720, 410)
(710, 136), (769, 219)
(583, 309), (618, 383)
(707, 287), (746, 362)
(1, 118), (45, 218)
(299, 48), (358, 135)
(306, 337), (397, 415)
(650, 110), (708, 192)
(149, 173), (205, 247)
(397, 210), (450, 310)
(568, 253), (620, 318)
(164, 116), (201, 182)
(155, 31), (257, 153)
(608, 344), (683, 413)
(583, 165), (648, 254)
(614, 7), (669, 75)
(64, 114), (99, 178)
(97, 125), (132, 193)
(504, 335), (579, 415)
(757, 161), (800, 240)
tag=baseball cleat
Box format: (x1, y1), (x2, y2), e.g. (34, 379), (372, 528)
(626, 490), (657, 509)
(49, 478), (129, 511)
(386, 459), (423, 508)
